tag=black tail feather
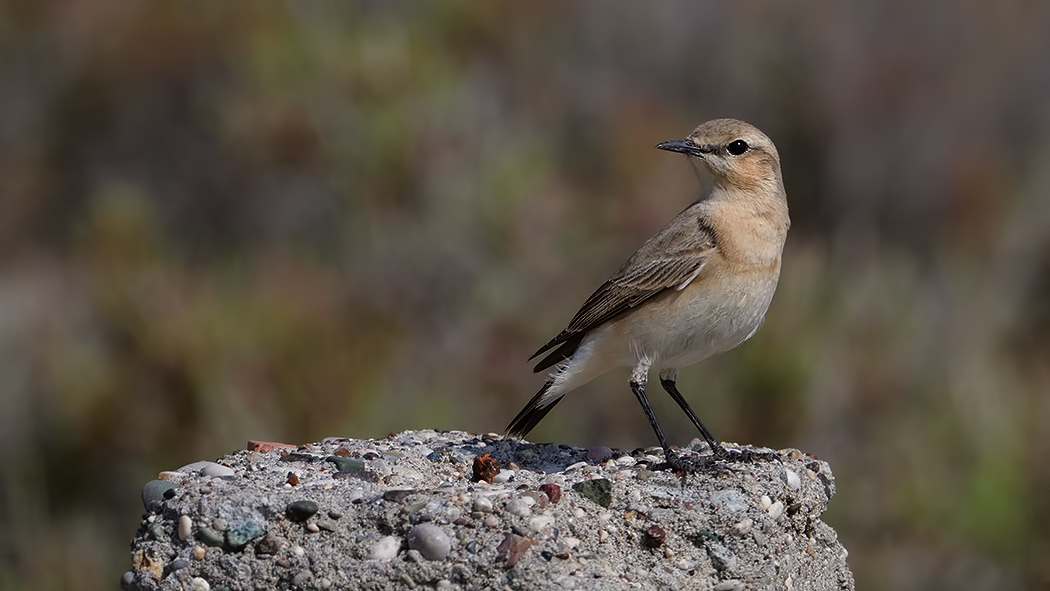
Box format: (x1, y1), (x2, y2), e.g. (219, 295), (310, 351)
(506, 380), (562, 439)
(532, 333), (585, 373)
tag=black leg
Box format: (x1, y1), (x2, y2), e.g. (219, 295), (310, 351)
(629, 380), (672, 453)
(660, 378), (725, 455)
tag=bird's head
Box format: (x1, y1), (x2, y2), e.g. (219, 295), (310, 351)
(656, 118), (782, 189)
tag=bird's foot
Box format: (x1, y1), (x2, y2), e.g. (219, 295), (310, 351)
(711, 445), (780, 463)
(655, 445), (780, 473)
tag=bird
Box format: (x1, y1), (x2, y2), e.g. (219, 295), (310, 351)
(506, 118), (790, 463)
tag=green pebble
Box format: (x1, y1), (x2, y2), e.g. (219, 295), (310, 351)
(573, 479), (612, 508)
(326, 456), (365, 473)
(401, 502), (426, 515)
(197, 527), (225, 548)
(146, 522), (167, 542)
(226, 521), (266, 551)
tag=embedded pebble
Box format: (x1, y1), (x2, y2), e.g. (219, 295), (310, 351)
(558, 537), (581, 552)
(483, 515), (500, 528)
(733, 518), (753, 534)
(785, 469), (801, 490)
(326, 456), (365, 473)
(407, 524), (451, 560)
(643, 525), (666, 548)
(573, 479), (612, 508)
(586, 446), (613, 462)
(369, 536), (400, 560)
(196, 528), (224, 548)
(286, 500), (320, 522)
(539, 483), (562, 504)
(473, 497), (494, 513)
(189, 577), (210, 591)
(191, 545), (206, 560)
(492, 469), (515, 483)
(768, 501), (785, 520)
(225, 521), (265, 550)
(528, 515), (555, 533)
(179, 461), (235, 479)
(167, 558), (189, 574)
(178, 515), (193, 541)
(760, 495), (773, 510)
(505, 499), (532, 517)
(496, 533), (533, 567)
(141, 480), (176, 512)
(710, 489), (748, 513)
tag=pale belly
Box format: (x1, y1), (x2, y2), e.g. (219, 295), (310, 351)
(608, 272), (779, 369)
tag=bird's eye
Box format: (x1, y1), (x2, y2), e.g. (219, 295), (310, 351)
(727, 139), (749, 155)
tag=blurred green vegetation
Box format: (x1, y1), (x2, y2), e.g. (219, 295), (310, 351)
(1, 1), (1050, 590)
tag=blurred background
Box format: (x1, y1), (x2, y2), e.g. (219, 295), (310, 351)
(1, 1), (1049, 589)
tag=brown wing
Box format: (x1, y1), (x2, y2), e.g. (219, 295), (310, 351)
(531, 206), (717, 370)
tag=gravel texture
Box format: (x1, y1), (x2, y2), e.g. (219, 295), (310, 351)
(124, 430), (854, 590)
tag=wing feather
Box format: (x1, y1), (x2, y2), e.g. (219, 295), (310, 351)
(530, 205), (717, 364)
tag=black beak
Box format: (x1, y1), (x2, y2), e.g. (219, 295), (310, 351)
(655, 139), (706, 158)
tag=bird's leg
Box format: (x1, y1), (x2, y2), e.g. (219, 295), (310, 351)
(658, 369), (778, 464)
(630, 363), (704, 472)
(629, 360), (673, 453)
(658, 369), (725, 456)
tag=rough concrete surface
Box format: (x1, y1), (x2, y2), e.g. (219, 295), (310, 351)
(124, 430), (854, 590)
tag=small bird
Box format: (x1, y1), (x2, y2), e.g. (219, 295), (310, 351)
(506, 118), (790, 462)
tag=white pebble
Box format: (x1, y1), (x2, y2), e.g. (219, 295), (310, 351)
(472, 497), (493, 513)
(306, 523), (320, 533)
(178, 461), (235, 479)
(558, 537), (581, 551)
(189, 577), (210, 591)
(784, 469), (801, 490)
(492, 469), (514, 483)
(407, 523), (451, 560)
(178, 515), (193, 542)
(760, 495), (772, 510)
(599, 529), (609, 543)
(767, 501), (785, 520)
(519, 495), (537, 507)
(733, 518), (752, 534)
(573, 508), (585, 519)
(483, 515), (500, 528)
(504, 499), (532, 517)
(291, 545), (305, 557)
(369, 536), (401, 560)
(528, 515), (555, 533)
